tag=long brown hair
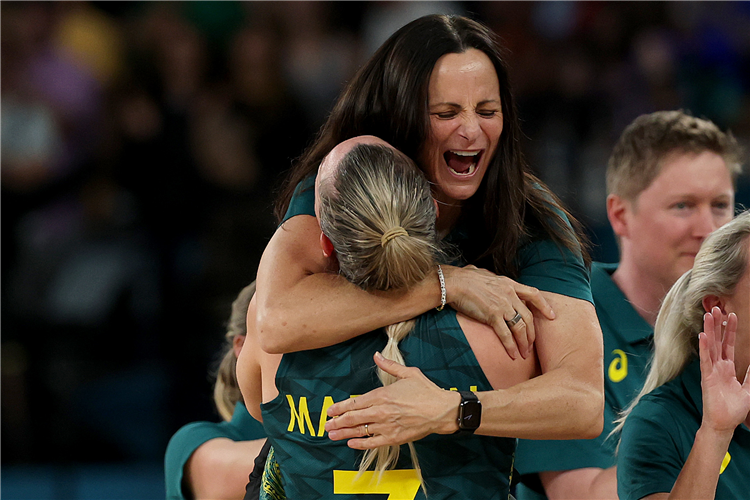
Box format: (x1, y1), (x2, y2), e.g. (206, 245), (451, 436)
(277, 14), (589, 276)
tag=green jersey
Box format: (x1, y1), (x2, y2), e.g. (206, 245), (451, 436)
(261, 308), (516, 500)
(618, 358), (750, 499)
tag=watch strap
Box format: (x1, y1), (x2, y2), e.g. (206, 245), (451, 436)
(455, 390), (481, 435)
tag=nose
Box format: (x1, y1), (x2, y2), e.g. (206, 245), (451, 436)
(457, 114), (481, 142)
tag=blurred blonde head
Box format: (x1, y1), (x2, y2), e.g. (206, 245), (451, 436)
(213, 281), (256, 421)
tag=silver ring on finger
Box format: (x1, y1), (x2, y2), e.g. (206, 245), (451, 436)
(507, 311), (523, 327)
(364, 423), (372, 437)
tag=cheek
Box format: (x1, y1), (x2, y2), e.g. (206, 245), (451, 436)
(717, 212), (734, 228)
(648, 218), (689, 244)
(485, 120), (503, 143)
(429, 120), (454, 144)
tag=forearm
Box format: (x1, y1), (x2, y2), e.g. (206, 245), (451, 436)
(472, 365), (603, 439)
(667, 426), (733, 499)
(255, 216), (442, 353)
(257, 270), (440, 353)
(540, 467), (618, 500)
(470, 295), (603, 439)
(424, 354), (603, 440)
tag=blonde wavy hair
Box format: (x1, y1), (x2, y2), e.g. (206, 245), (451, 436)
(213, 281), (256, 421)
(318, 143), (441, 489)
(613, 210), (750, 441)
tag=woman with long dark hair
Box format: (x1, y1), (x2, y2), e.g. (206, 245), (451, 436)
(246, 14), (603, 448)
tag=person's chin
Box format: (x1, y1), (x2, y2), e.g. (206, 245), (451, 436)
(439, 173), (484, 201)
(441, 185), (480, 202)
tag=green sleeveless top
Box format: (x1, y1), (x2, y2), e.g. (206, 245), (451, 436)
(261, 308), (515, 499)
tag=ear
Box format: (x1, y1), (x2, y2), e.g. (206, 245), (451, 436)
(233, 334), (245, 358)
(606, 194), (630, 239)
(702, 295), (726, 314)
(320, 232), (336, 259)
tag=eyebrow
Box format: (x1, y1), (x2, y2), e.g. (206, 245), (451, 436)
(429, 99), (502, 108)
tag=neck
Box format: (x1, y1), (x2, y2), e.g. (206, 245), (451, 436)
(611, 261), (671, 327)
(435, 200), (462, 239)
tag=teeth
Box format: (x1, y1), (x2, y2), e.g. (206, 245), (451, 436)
(449, 163), (476, 176)
(451, 150), (480, 157)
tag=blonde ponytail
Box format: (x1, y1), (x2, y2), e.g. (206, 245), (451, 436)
(358, 320), (424, 489)
(318, 143), (439, 490)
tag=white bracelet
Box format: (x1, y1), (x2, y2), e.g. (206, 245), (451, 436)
(436, 265), (446, 311)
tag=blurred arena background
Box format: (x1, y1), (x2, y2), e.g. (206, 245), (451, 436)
(2, 1), (750, 498)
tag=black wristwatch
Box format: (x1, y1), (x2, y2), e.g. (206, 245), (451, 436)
(454, 391), (481, 435)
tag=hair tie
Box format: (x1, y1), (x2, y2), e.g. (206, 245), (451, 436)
(381, 226), (409, 247)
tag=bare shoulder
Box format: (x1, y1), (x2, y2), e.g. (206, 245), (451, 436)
(457, 313), (541, 389)
(534, 291), (602, 372)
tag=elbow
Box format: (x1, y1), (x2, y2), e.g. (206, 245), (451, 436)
(555, 370), (604, 439)
(582, 405), (604, 439)
(255, 305), (288, 354)
(578, 385), (605, 439)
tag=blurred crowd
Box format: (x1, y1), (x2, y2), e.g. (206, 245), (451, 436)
(2, 1), (750, 467)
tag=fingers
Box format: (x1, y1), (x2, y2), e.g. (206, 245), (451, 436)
(514, 282), (555, 320)
(330, 421), (379, 443)
(489, 316), (521, 360)
(699, 328), (711, 376)
(509, 298), (535, 355)
(699, 309), (718, 375)
(325, 404), (379, 438)
(723, 312), (738, 363)
(451, 265), (554, 359)
(373, 351), (414, 379)
(506, 311), (530, 360)
(491, 302), (533, 360)
(705, 308), (719, 363)
(714, 307), (725, 361)
(702, 308), (738, 366)
(327, 391), (376, 419)
(509, 319), (530, 360)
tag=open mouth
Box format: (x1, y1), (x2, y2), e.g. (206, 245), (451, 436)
(444, 150), (482, 176)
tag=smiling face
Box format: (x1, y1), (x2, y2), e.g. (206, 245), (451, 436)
(421, 48), (503, 209)
(617, 150), (735, 291)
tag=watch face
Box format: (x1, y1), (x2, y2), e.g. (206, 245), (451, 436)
(459, 400), (482, 430)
